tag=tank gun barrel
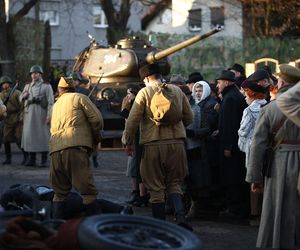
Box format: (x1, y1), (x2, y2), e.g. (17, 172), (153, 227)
(146, 26), (223, 64)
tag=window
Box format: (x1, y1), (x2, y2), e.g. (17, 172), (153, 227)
(39, 10), (59, 26)
(210, 6), (224, 28)
(93, 6), (108, 28)
(188, 9), (202, 32)
(50, 48), (62, 60)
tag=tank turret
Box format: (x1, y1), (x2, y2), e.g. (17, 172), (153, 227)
(74, 26), (222, 86)
(72, 26), (222, 134)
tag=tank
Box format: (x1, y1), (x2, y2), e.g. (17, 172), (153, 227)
(73, 26), (222, 138)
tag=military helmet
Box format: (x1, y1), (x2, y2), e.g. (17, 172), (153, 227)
(0, 76), (13, 85)
(29, 65), (43, 74)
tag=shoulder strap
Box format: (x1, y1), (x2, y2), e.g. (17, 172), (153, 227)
(270, 116), (287, 148)
(3, 82), (19, 105)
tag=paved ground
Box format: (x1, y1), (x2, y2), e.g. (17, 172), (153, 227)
(0, 147), (258, 250)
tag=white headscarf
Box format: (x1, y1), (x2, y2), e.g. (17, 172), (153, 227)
(192, 80), (211, 104)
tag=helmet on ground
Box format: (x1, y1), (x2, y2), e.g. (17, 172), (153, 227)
(0, 76), (13, 85)
(30, 65), (43, 74)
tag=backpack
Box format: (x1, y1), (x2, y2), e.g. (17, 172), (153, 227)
(150, 83), (182, 126)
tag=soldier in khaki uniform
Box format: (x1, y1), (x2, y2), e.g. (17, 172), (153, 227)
(0, 76), (25, 164)
(49, 77), (104, 218)
(122, 63), (193, 230)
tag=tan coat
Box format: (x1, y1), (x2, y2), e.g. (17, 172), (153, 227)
(0, 98), (7, 119)
(49, 92), (103, 154)
(122, 83), (193, 145)
(246, 86), (300, 249)
(20, 80), (54, 152)
(0, 88), (22, 127)
(0, 88), (23, 143)
(277, 81), (300, 126)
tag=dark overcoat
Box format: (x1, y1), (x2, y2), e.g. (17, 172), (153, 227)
(218, 84), (247, 185)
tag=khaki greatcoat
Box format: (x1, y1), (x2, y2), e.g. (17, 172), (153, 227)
(277, 81), (300, 127)
(20, 80), (54, 152)
(246, 86), (300, 249)
(0, 88), (22, 143)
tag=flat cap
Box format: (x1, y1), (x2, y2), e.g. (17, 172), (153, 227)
(58, 77), (74, 88)
(139, 63), (161, 79)
(241, 79), (265, 93)
(276, 64), (300, 84)
(248, 69), (270, 82)
(216, 70), (235, 82)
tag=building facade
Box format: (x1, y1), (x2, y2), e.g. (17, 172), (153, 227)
(142, 0), (243, 39)
(9, 0), (141, 63)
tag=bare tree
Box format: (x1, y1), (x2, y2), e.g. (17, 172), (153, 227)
(99, 0), (132, 45)
(0, 0), (39, 78)
(240, 0), (300, 37)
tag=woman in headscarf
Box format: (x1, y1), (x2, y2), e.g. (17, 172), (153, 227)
(185, 81), (219, 219)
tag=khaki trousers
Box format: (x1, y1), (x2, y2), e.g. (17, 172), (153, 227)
(140, 140), (188, 203)
(3, 123), (22, 144)
(50, 147), (98, 204)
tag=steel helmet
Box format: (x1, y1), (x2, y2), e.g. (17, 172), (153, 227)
(0, 76), (13, 85)
(29, 65), (43, 74)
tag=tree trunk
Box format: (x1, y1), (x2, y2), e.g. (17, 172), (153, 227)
(43, 21), (51, 80)
(100, 0), (131, 45)
(0, 1), (15, 78)
(0, 0), (39, 79)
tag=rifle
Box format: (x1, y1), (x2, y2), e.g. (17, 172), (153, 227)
(88, 73), (104, 99)
(3, 81), (19, 106)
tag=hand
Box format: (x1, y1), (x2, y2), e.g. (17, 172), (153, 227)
(211, 130), (219, 137)
(125, 145), (134, 156)
(22, 91), (30, 100)
(5, 217), (53, 240)
(251, 183), (264, 193)
(45, 116), (51, 125)
(214, 103), (220, 112)
(224, 149), (232, 158)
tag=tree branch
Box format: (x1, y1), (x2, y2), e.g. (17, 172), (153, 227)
(9, 0), (39, 25)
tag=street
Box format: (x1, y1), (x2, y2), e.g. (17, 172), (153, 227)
(0, 147), (258, 250)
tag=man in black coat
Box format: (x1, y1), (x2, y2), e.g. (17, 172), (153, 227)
(216, 70), (249, 218)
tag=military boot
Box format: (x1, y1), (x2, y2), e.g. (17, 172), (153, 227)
(92, 155), (99, 168)
(186, 200), (199, 220)
(21, 151), (28, 165)
(39, 152), (48, 168)
(3, 143), (11, 165)
(25, 152), (36, 166)
(152, 202), (166, 220)
(169, 193), (193, 231)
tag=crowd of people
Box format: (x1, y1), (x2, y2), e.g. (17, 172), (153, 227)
(121, 62), (300, 249)
(0, 65), (99, 168)
(1, 61), (300, 249)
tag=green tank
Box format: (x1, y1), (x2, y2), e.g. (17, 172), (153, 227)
(73, 26), (222, 133)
